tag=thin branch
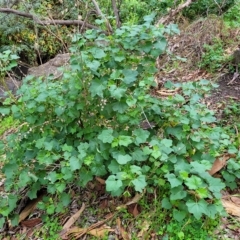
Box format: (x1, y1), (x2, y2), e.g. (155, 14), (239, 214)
(0, 7), (33, 18)
(0, 8), (100, 30)
(91, 0), (113, 33)
(80, 11), (91, 33)
(111, 0), (121, 28)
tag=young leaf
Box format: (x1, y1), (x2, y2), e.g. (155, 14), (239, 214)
(56, 182), (66, 193)
(151, 145), (161, 159)
(112, 101), (128, 113)
(207, 178), (225, 196)
(69, 156), (82, 171)
(185, 176), (203, 190)
(131, 175), (147, 192)
(8, 194), (18, 212)
(196, 188), (209, 198)
(131, 149), (148, 162)
(161, 197), (172, 210)
(86, 60), (101, 71)
(109, 85), (126, 100)
(60, 192), (71, 207)
(89, 48), (106, 59)
(170, 186), (187, 200)
(133, 128), (150, 145)
(122, 69), (138, 84)
(186, 199), (208, 220)
(46, 204), (55, 215)
(98, 129), (114, 143)
(115, 154), (132, 165)
(130, 165), (142, 175)
(118, 135), (132, 146)
(165, 173), (182, 188)
(173, 209), (187, 222)
(89, 79), (106, 97)
(106, 175), (123, 192)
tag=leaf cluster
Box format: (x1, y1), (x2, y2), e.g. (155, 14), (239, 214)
(198, 39), (226, 72)
(0, 50), (19, 79)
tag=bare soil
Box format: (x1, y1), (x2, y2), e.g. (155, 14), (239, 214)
(211, 73), (240, 102)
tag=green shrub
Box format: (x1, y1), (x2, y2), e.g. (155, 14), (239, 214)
(223, 1), (240, 27)
(0, 116), (18, 136)
(183, 0), (234, 19)
(0, 15), (239, 227)
(0, 50), (19, 80)
(198, 39), (225, 72)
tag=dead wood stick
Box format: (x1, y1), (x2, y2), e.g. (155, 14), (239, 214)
(111, 0), (121, 28)
(91, 0), (113, 33)
(156, 0), (195, 25)
(0, 8), (100, 30)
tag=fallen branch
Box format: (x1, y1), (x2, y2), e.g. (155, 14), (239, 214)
(0, 8), (99, 30)
(156, 0), (195, 25)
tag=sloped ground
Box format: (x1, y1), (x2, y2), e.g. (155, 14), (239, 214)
(210, 73), (240, 102)
(156, 16), (240, 111)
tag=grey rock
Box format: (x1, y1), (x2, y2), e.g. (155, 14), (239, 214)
(28, 53), (70, 79)
(0, 53), (70, 102)
(0, 77), (21, 101)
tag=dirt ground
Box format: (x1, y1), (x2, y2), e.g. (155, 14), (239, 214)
(211, 73), (240, 102)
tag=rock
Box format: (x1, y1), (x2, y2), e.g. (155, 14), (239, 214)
(0, 77), (21, 101)
(0, 53), (70, 102)
(28, 53), (70, 79)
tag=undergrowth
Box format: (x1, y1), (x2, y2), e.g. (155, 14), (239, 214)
(0, 14), (240, 233)
(0, 116), (18, 137)
(199, 39), (226, 72)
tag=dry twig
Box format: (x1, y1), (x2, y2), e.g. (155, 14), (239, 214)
(156, 0), (194, 25)
(91, 0), (113, 33)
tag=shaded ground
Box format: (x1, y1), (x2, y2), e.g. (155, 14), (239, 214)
(205, 73), (240, 121)
(211, 73), (240, 102)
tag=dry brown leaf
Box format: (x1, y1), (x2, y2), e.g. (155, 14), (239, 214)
(67, 213), (115, 239)
(230, 196), (240, 205)
(222, 199), (240, 217)
(68, 226), (114, 239)
(21, 218), (42, 228)
(61, 203), (85, 236)
(19, 194), (44, 223)
(65, 226), (85, 239)
(95, 177), (105, 185)
(137, 220), (150, 238)
(208, 154), (235, 175)
(133, 204), (140, 217)
(126, 193), (143, 206)
(127, 203), (140, 217)
(116, 218), (130, 240)
(117, 192), (145, 211)
(99, 199), (108, 209)
(88, 225), (114, 238)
